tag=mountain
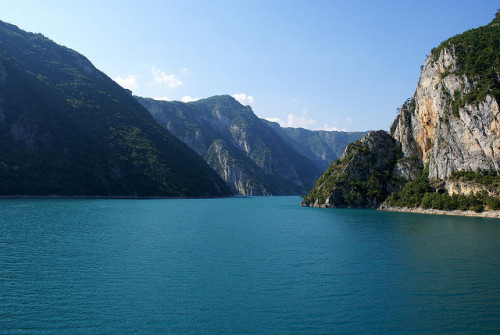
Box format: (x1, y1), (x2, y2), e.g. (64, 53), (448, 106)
(137, 95), (323, 195)
(303, 11), (500, 212)
(0, 20), (231, 197)
(262, 119), (368, 172)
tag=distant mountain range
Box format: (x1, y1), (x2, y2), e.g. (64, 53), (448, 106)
(137, 96), (367, 195)
(0, 19), (367, 197)
(0, 20), (231, 197)
(262, 120), (368, 172)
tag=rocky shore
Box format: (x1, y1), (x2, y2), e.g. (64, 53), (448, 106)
(379, 206), (500, 219)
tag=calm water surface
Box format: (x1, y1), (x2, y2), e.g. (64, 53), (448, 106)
(0, 196), (499, 333)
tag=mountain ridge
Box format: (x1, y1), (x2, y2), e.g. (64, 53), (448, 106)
(262, 119), (369, 172)
(137, 95), (366, 195)
(138, 95), (319, 195)
(0, 19), (231, 197)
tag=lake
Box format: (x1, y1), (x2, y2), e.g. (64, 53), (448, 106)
(0, 196), (499, 333)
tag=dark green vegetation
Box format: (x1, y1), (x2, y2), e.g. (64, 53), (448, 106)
(138, 95), (356, 195)
(303, 11), (500, 212)
(0, 20), (231, 196)
(431, 10), (500, 107)
(302, 131), (401, 208)
(448, 169), (500, 188)
(305, 130), (500, 212)
(262, 120), (367, 172)
(386, 169), (500, 212)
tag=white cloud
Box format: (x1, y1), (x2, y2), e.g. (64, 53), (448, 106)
(153, 97), (171, 101)
(319, 116), (351, 131)
(263, 110), (351, 131)
(181, 96), (199, 103)
(321, 124), (347, 132)
(151, 66), (183, 88)
(179, 68), (190, 75)
(285, 109), (317, 128)
(232, 93), (255, 107)
(113, 75), (139, 90)
(263, 117), (282, 124)
(264, 109), (317, 129)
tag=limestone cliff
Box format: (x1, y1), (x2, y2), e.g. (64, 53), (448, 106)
(391, 48), (500, 180)
(205, 139), (270, 195)
(303, 11), (500, 211)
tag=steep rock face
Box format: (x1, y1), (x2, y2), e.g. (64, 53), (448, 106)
(444, 179), (499, 197)
(205, 139), (270, 195)
(302, 131), (402, 208)
(303, 12), (500, 211)
(137, 95), (320, 195)
(390, 106), (421, 159)
(392, 19), (500, 180)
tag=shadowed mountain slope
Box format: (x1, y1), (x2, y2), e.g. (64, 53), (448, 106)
(0, 20), (231, 197)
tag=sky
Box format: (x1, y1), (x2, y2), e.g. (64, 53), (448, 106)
(1, 0), (498, 131)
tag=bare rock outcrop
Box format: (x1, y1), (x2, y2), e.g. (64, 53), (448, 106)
(392, 47), (500, 180)
(304, 12), (500, 209)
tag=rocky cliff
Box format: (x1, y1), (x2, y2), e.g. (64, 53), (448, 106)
(391, 43), (500, 180)
(303, 11), (500, 211)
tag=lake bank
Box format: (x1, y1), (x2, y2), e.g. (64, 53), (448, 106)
(380, 206), (500, 219)
(0, 195), (232, 200)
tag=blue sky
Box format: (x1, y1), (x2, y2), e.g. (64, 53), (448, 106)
(1, 0), (498, 131)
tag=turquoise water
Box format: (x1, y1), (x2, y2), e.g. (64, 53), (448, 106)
(0, 196), (499, 334)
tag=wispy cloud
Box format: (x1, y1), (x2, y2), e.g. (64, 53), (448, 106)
(151, 66), (183, 88)
(264, 109), (317, 129)
(264, 110), (350, 131)
(113, 75), (139, 90)
(321, 124), (347, 132)
(232, 93), (255, 107)
(153, 97), (171, 101)
(321, 116), (351, 131)
(264, 117), (282, 124)
(181, 96), (199, 103)
(286, 110), (317, 128)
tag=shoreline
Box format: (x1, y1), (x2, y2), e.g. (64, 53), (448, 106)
(0, 195), (233, 200)
(379, 206), (500, 219)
